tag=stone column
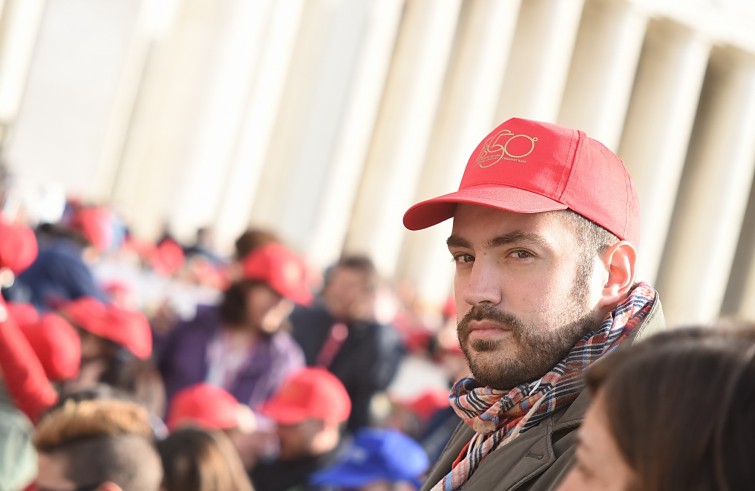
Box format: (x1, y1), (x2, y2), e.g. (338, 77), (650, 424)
(656, 48), (755, 325)
(345, 0), (462, 276)
(558, 0), (648, 150)
(295, 0), (405, 267)
(213, 0), (306, 252)
(112, 0), (295, 242)
(248, 0), (402, 263)
(720, 184), (755, 319)
(496, 0), (585, 122)
(618, 20), (711, 282)
(397, 0), (522, 308)
(0, 0), (46, 127)
(6, 0), (141, 203)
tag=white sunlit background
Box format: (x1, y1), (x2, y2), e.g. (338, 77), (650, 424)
(2, 0), (755, 326)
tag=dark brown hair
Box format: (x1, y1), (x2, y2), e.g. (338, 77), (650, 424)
(158, 427), (254, 491)
(234, 228), (280, 261)
(218, 279), (267, 325)
(585, 322), (755, 491)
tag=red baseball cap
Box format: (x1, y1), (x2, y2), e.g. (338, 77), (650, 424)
(260, 368), (351, 425)
(6, 302), (41, 326)
(60, 297), (152, 360)
(403, 117), (640, 245)
(400, 388), (450, 422)
(18, 313), (81, 382)
(167, 383), (247, 431)
(241, 243), (312, 306)
(71, 206), (113, 251)
(0, 219), (38, 274)
(149, 239), (185, 277)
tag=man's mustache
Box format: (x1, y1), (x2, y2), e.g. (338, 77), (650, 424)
(457, 304), (524, 336)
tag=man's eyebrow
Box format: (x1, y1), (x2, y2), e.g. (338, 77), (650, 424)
(447, 232), (551, 250)
(446, 235), (471, 249)
(488, 231), (549, 248)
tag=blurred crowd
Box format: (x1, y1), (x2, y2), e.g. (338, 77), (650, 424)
(0, 188), (468, 491)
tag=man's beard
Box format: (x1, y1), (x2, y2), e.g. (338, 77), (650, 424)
(457, 263), (603, 390)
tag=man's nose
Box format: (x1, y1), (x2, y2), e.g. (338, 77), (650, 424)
(460, 260), (502, 306)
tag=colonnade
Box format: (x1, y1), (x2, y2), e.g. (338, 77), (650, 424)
(3, 0), (755, 325)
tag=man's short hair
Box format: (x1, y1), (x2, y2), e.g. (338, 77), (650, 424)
(325, 254), (380, 294)
(560, 210), (619, 255)
(34, 399), (162, 491)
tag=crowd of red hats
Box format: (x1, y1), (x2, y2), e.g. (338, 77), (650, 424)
(0, 199), (466, 491)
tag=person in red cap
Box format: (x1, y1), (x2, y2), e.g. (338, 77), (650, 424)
(251, 367), (351, 491)
(59, 296), (166, 418)
(166, 382), (270, 470)
(156, 242), (309, 416)
(402, 117), (666, 491)
(4, 207), (109, 311)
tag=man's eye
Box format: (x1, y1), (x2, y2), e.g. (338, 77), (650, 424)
(452, 254), (474, 264)
(510, 250), (534, 259)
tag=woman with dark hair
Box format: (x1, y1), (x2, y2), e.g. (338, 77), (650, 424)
(557, 321), (755, 491)
(157, 243), (310, 411)
(158, 427), (255, 491)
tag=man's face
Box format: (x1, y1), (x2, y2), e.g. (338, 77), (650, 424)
(323, 267), (372, 321)
(245, 284), (293, 335)
(448, 205), (605, 390)
(275, 419), (322, 460)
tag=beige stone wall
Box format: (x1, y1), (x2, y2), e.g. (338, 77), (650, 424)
(2, 0), (755, 325)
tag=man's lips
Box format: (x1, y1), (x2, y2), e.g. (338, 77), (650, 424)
(467, 320), (510, 340)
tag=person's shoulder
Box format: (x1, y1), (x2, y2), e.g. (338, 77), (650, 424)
(289, 303), (328, 320)
(269, 329), (304, 351)
(173, 304), (221, 333)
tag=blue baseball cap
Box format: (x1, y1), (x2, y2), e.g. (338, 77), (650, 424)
(310, 428), (429, 489)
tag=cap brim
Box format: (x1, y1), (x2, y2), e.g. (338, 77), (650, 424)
(260, 402), (310, 425)
(403, 185), (568, 231)
(269, 281), (312, 306)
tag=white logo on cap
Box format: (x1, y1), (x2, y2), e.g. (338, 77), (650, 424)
(477, 129), (538, 167)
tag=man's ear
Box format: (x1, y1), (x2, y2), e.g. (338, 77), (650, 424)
(599, 241), (637, 308)
(96, 482), (123, 491)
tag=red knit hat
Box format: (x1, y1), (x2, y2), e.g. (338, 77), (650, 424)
(0, 219), (38, 274)
(60, 297), (152, 360)
(261, 367), (351, 425)
(403, 117), (640, 245)
(18, 313), (81, 381)
(241, 243), (312, 306)
(167, 383), (245, 431)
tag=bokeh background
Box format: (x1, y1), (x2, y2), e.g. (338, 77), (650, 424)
(2, 0), (755, 325)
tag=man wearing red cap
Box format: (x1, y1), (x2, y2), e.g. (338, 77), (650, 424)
(251, 367), (352, 491)
(5, 207), (109, 311)
(403, 118), (665, 491)
(157, 243), (308, 414)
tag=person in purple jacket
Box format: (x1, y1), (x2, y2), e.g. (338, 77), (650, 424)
(157, 243), (312, 414)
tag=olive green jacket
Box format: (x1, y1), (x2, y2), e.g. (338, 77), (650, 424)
(420, 297), (666, 491)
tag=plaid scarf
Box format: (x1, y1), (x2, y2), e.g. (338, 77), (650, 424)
(432, 282), (657, 491)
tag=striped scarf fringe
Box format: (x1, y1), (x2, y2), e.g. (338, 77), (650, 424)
(432, 282), (657, 491)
